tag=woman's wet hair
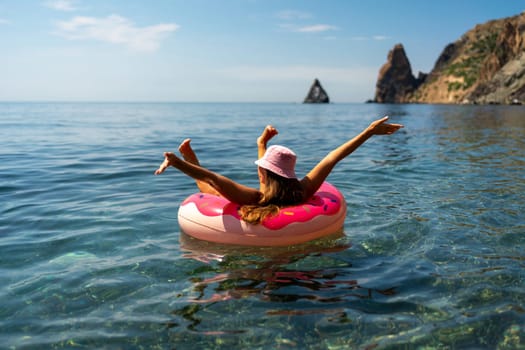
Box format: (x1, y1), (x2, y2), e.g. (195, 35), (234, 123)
(240, 169), (304, 225)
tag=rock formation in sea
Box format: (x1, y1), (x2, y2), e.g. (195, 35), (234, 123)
(303, 78), (330, 103)
(373, 11), (525, 104)
(374, 44), (426, 103)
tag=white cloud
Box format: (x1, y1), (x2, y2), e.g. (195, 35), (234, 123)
(45, 0), (78, 11)
(351, 35), (389, 41)
(54, 15), (179, 52)
(279, 23), (339, 33)
(295, 24), (338, 33)
(0, 18), (10, 25)
(275, 10), (337, 34)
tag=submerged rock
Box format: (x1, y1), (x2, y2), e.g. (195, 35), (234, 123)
(303, 78), (330, 103)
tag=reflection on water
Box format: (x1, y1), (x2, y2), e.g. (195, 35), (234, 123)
(172, 234), (401, 337)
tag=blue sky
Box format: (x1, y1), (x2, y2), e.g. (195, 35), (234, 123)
(1, 0), (523, 102)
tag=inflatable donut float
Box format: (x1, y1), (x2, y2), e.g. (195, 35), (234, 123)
(178, 182), (346, 246)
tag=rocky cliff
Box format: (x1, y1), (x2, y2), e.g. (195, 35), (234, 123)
(374, 44), (426, 103)
(374, 12), (525, 104)
(304, 78), (330, 103)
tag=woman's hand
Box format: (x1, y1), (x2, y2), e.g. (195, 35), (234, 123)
(367, 116), (404, 135)
(257, 125), (279, 159)
(257, 125), (278, 147)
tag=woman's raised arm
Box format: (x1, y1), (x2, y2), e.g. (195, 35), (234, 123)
(300, 116), (403, 199)
(257, 125), (278, 159)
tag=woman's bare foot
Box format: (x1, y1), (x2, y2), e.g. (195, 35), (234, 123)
(154, 152), (176, 175)
(177, 139), (221, 196)
(179, 138), (200, 165)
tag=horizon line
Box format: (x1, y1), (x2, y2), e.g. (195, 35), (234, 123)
(0, 100), (369, 104)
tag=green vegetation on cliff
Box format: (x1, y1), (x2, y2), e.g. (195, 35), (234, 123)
(446, 31), (499, 92)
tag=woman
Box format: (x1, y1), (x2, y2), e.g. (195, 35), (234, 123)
(154, 116), (403, 224)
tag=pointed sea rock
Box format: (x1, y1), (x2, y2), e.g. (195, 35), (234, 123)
(303, 78), (330, 103)
(374, 44), (422, 103)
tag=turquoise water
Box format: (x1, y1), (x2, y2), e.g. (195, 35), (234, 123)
(1, 102), (524, 349)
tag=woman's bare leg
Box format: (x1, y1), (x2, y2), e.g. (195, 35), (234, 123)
(179, 139), (221, 195)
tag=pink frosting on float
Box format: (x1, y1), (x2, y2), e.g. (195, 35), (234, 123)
(180, 182), (343, 230)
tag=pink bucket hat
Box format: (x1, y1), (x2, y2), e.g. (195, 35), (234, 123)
(255, 145), (297, 179)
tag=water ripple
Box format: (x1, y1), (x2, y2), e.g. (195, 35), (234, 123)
(1, 103), (524, 349)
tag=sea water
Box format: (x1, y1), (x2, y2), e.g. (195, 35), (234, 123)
(0, 102), (524, 349)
